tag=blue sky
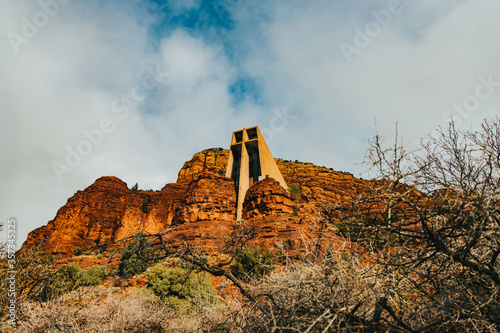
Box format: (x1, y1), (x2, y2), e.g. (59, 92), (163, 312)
(1, 0), (499, 245)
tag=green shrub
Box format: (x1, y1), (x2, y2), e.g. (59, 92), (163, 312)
(73, 247), (83, 256)
(146, 264), (216, 308)
(42, 254), (57, 263)
(40, 264), (107, 301)
(336, 219), (406, 249)
(231, 246), (277, 281)
(79, 265), (107, 286)
(119, 232), (158, 278)
(52, 263), (82, 289)
(141, 194), (152, 213)
(95, 237), (111, 254)
(288, 184), (301, 201)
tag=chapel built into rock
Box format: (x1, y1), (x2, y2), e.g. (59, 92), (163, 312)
(225, 126), (288, 220)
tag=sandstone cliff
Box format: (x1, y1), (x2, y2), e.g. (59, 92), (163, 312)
(23, 176), (188, 253)
(23, 148), (373, 256)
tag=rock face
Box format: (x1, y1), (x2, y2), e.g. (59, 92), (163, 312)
(23, 176), (188, 254)
(173, 172), (236, 225)
(243, 178), (295, 219)
(22, 148), (374, 257)
(177, 148), (369, 209)
(177, 148), (229, 184)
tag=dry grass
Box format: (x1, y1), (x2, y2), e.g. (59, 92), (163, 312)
(3, 249), (496, 332)
(8, 287), (216, 333)
(201, 253), (409, 333)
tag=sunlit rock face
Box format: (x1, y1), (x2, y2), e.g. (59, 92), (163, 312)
(22, 148), (377, 257)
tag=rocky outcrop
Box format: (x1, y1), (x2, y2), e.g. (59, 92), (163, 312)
(276, 160), (368, 206)
(243, 178), (295, 219)
(174, 148), (369, 209)
(22, 148), (376, 257)
(177, 148), (229, 184)
(23, 176), (188, 254)
(173, 172), (236, 224)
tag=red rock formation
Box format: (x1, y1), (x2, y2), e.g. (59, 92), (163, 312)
(175, 148), (370, 209)
(173, 172), (236, 225)
(22, 148), (375, 257)
(243, 178), (295, 219)
(23, 176), (188, 254)
(177, 148), (229, 184)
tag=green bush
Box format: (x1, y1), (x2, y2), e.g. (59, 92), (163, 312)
(38, 265), (79, 301)
(51, 263), (82, 290)
(40, 264), (107, 301)
(73, 247), (83, 256)
(141, 194), (152, 213)
(231, 246), (277, 281)
(95, 237), (111, 254)
(146, 264), (216, 308)
(119, 232), (158, 278)
(288, 184), (301, 201)
(79, 265), (107, 285)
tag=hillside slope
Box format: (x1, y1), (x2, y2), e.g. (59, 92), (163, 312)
(23, 148), (372, 256)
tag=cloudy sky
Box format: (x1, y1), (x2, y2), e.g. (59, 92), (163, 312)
(1, 0), (499, 246)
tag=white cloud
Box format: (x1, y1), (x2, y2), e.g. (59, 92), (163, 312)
(1, 0), (499, 246)
(0, 0), (160, 245)
(231, 0), (500, 170)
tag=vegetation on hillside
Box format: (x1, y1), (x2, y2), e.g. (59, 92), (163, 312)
(230, 245), (278, 281)
(119, 231), (160, 278)
(1, 118), (499, 332)
(146, 264), (216, 308)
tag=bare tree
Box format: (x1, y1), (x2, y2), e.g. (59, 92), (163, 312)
(341, 119), (500, 332)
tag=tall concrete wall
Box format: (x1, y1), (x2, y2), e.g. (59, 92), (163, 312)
(226, 126), (288, 220)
